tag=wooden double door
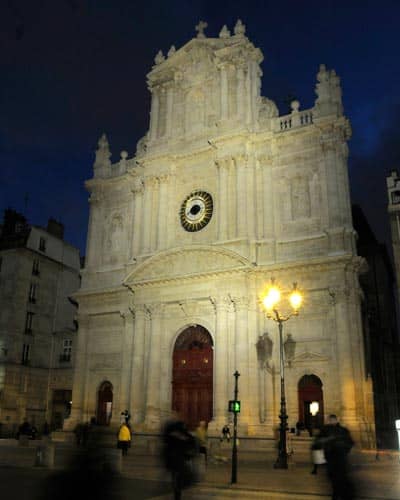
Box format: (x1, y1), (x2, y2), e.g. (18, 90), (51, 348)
(172, 326), (213, 430)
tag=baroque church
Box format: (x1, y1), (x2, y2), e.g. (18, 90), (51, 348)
(66, 20), (375, 446)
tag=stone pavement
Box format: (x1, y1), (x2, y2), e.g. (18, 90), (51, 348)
(121, 449), (400, 500)
(1, 439), (400, 499)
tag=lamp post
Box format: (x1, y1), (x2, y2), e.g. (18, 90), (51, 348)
(261, 280), (303, 469)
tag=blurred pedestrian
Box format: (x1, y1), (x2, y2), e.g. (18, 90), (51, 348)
(162, 415), (197, 500)
(315, 414), (355, 499)
(117, 421), (131, 456)
(310, 431), (326, 474)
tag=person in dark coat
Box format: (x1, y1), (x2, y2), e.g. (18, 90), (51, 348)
(162, 415), (197, 500)
(316, 414), (355, 500)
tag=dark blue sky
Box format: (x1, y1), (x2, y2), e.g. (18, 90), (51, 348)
(1, 0), (400, 255)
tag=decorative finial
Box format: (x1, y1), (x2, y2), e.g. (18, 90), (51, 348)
(154, 50), (165, 65)
(219, 25), (230, 38)
(234, 19), (246, 36)
(94, 133), (111, 176)
(195, 20), (208, 38)
(120, 150), (128, 160)
(98, 133), (109, 149)
(167, 45), (176, 57)
(290, 100), (300, 113)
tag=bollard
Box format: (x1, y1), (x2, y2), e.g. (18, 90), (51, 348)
(35, 444), (55, 468)
(35, 446), (44, 466)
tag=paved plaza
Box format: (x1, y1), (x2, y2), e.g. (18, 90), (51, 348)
(1, 438), (400, 499)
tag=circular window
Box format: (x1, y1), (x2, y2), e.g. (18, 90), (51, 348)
(180, 191), (213, 232)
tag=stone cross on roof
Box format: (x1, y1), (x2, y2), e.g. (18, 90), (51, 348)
(195, 20), (208, 38)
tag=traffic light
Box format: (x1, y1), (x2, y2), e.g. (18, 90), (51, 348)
(228, 400), (241, 413)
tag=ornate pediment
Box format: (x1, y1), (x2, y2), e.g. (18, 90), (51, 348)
(124, 246), (251, 286)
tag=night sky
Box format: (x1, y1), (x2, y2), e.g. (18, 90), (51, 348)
(1, 0), (400, 256)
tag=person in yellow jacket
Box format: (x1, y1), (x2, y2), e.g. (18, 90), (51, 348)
(117, 422), (131, 456)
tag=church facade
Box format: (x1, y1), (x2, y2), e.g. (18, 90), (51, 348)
(66, 21), (375, 445)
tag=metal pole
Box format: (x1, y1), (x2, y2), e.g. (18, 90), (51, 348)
(274, 319), (288, 469)
(231, 370), (240, 483)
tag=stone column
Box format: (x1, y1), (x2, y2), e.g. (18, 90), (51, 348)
(130, 306), (146, 424)
(63, 314), (89, 429)
(235, 156), (248, 238)
(149, 88), (160, 141)
(119, 309), (135, 414)
(165, 85), (174, 137)
(331, 285), (357, 424)
(321, 140), (340, 228)
(217, 159), (229, 241)
(262, 158), (275, 239)
(246, 63), (253, 125)
(220, 64), (229, 120)
(131, 181), (144, 258)
(236, 65), (245, 119)
(157, 175), (168, 250)
(144, 304), (163, 428)
(212, 297), (230, 426)
(233, 297), (250, 429)
(227, 158), (237, 240)
(141, 179), (153, 254)
(246, 156), (256, 239)
(150, 178), (159, 252)
(255, 160), (263, 240)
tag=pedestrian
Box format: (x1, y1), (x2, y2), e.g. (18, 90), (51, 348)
(117, 421), (131, 456)
(220, 424), (231, 442)
(73, 423), (83, 446)
(195, 420), (208, 466)
(315, 414), (355, 499)
(162, 415), (197, 500)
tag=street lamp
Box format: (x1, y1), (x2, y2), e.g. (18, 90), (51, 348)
(260, 280), (303, 469)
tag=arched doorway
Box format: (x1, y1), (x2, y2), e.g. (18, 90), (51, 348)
(97, 381), (113, 425)
(172, 325), (213, 430)
(298, 375), (324, 432)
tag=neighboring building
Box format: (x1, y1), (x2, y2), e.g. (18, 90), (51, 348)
(352, 204), (400, 448)
(0, 209), (80, 435)
(387, 170), (400, 304)
(66, 20), (375, 446)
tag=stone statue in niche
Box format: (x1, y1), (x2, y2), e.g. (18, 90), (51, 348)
(106, 213), (124, 253)
(291, 176), (311, 219)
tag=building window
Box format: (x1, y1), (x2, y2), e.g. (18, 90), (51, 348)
(39, 237), (46, 252)
(28, 283), (37, 303)
(60, 339), (72, 362)
(392, 190), (400, 205)
(32, 259), (40, 276)
(22, 344), (30, 365)
(25, 312), (34, 334)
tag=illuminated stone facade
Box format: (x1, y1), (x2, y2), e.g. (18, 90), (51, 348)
(66, 21), (375, 446)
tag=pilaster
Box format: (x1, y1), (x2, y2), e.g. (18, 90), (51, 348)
(144, 303), (164, 429)
(149, 87), (160, 140)
(63, 314), (90, 429)
(233, 296), (250, 430)
(130, 306), (146, 424)
(119, 308), (135, 413)
(131, 178), (144, 259)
